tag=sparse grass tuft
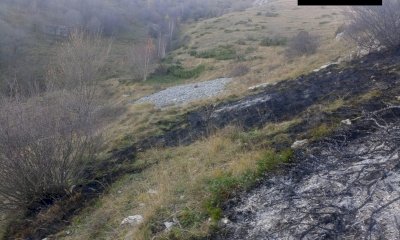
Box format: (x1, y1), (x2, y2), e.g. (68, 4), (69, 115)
(308, 123), (338, 140)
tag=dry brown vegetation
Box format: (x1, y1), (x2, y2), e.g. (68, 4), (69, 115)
(345, 0), (400, 51)
(0, 31), (109, 211)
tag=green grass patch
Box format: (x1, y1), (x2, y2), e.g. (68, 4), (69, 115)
(190, 45), (237, 60)
(308, 123), (337, 140)
(147, 64), (206, 85)
(205, 149), (294, 221)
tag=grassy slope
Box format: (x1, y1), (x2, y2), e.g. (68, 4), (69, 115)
(52, 1), (356, 240)
(174, 0), (348, 92)
(106, 0), (349, 148)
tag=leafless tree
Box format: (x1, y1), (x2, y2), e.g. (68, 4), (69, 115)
(345, 0), (400, 51)
(127, 38), (156, 81)
(47, 30), (111, 102)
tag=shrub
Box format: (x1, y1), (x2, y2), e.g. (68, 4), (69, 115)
(168, 64), (205, 79)
(149, 64), (205, 83)
(286, 31), (319, 57)
(0, 31), (108, 210)
(230, 64), (250, 77)
(0, 92), (102, 210)
(260, 36), (287, 47)
(345, 0), (400, 50)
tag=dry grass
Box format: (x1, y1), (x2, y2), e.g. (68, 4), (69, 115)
(60, 128), (262, 239)
(58, 120), (298, 239)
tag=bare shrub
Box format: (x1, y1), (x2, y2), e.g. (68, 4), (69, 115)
(47, 30), (111, 96)
(345, 0), (400, 51)
(0, 92), (101, 210)
(230, 64), (250, 77)
(0, 30), (109, 210)
(286, 31), (319, 57)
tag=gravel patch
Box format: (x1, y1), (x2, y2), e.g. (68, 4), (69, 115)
(135, 78), (232, 108)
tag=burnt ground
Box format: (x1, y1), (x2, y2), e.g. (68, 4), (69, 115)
(218, 107), (400, 240)
(5, 50), (400, 239)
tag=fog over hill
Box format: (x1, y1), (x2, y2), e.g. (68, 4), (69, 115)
(0, 0), (253, 95)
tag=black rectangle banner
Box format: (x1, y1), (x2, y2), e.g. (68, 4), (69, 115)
(298, 0), (382, 5)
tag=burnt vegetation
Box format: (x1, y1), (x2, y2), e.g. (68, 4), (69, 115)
(224, 107), (400, 239)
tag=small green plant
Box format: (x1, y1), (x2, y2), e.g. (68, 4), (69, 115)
(178, 208), (207, 228)
(204, 149), (293, 221)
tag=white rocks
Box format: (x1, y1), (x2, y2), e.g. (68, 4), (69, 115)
(248, 83), (270, 91)
(341, 119), (352, 125)
(147, 189), (158, 195)
(335, 32), (345, 41)
(221, 218), (230, 224)
(164, 221), (175, 231)
(313, 62), (338, 73)
(291, 139), (309, 149)
(121, 215), (144, 226)
(136, 78), (232, 108)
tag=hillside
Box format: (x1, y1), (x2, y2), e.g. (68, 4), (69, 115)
(3, 1), (400, 240)
(107, 0), (349, 145)
(14, 48), (400, 240)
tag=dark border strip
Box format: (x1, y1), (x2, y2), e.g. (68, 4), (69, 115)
(298, 0), (382, 5)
